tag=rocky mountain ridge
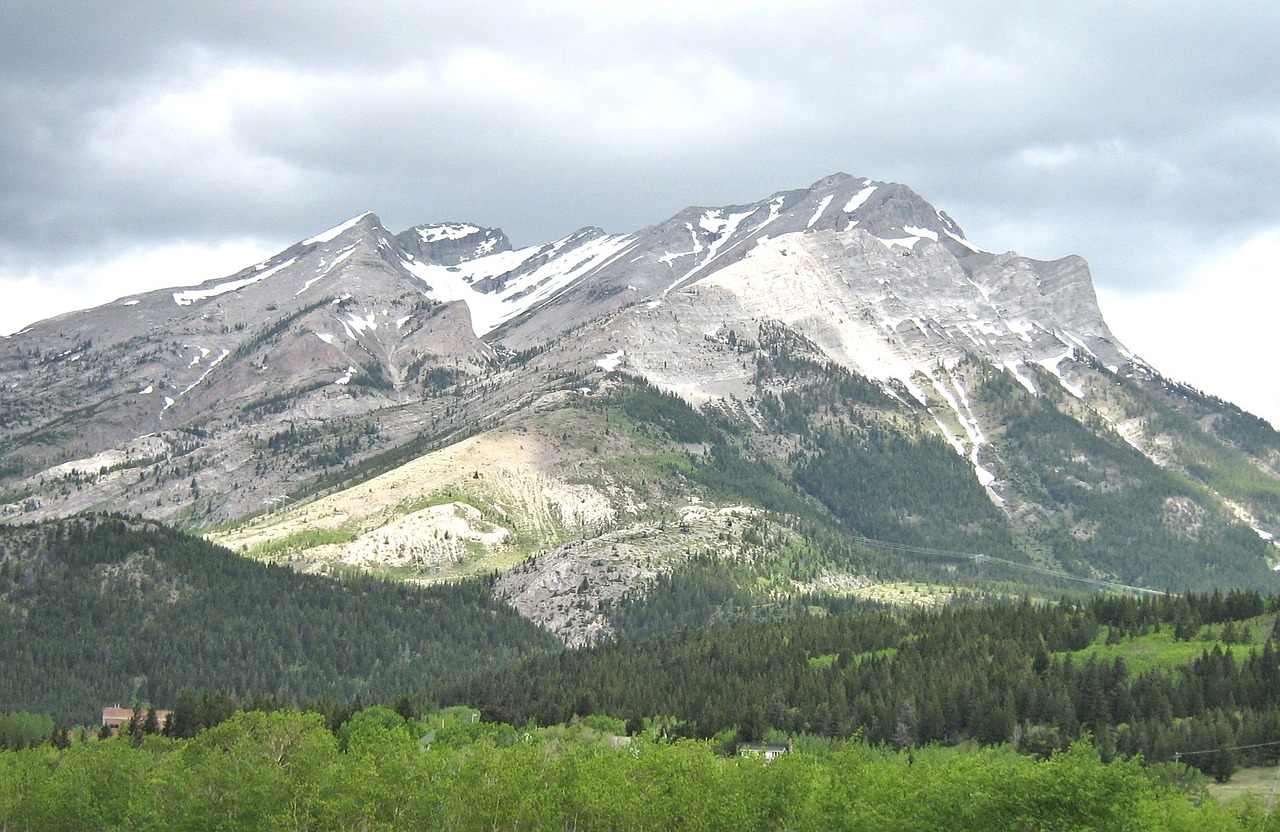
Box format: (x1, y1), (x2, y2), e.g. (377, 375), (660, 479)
(4, 172), (1280, 643)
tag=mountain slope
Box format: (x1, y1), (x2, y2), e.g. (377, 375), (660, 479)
(3, 172), (1280, 640)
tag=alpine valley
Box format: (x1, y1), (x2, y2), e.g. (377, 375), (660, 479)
(4, 172), (1280, 652)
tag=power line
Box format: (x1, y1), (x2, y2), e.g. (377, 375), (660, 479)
(851, 536), (1280, 783)
(1170, 739), (1280, 760)
(852, 535), (1167, 596)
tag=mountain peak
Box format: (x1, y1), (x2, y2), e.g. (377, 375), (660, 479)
(412, 222), (486, 243)
(396, 222), (512, 267)
(807, 171), (859, 189)
(794, 174), (977, 251)
(301, 211), (382, 247)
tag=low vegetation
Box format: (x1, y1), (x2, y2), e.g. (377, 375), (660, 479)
(0, 707), (1267, 831)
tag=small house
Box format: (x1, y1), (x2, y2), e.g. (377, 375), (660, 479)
(738, 740), (792, 761)
(100, 706), (171, 736)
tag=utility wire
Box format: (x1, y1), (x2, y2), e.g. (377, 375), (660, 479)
(1170, 739), (1280, 760)
(837, 536), (1280, 778)
(852, 535), (1167, 596)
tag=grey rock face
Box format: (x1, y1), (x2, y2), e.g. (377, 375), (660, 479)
(396, 223), (512, 266)
(0, 211), (496, 525)
(7, 168), (1280, 634)
(0, 174), (1128, 530)
(489, 173), (989, 348)
(4, 171), (1276, 618)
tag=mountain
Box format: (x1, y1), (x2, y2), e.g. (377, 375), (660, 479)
(3, 173), (1280, 644)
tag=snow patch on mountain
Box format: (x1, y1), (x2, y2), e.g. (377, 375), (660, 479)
(297, 246), (357, 295)
(843, 183), (877, 213)
(596, 350), (624, 372)
(659, 224), (705, 265)
(904, 225), (939, 241)
(403, 232), (635, 336)
(172, 257), (298, 306)
(1006, 319), (1034, 342)
(179, 348), (229, 396)
(342, 313), (379, 338)
(417, 223), (481, 243)
(1002, 360), (1040, 395)
(187, 346), (211, 367)
(303, 212), (372, 246)
(875, 236), (922, 250)
(665, 209), (759, 292)
(918, 370), (1004, 500)
(945, 229), (988, 254)
(807, 194), (834, 228)
(764, 195), (786, 224)
(1059, 330), (1099, 361)
(1035, 348), (1086, 399)
(929, 411), (967, 457)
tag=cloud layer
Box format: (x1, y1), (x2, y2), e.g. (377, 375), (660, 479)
(4, 2), (1279, 420)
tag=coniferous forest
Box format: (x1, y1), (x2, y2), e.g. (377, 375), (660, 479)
(9, 515), (1280, 827)
(0, 515), (558, 724)
(6, 515), (1280, 786)
(454, 589), (1280, 783)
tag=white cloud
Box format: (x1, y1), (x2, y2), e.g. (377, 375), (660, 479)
(1015, 144), (1088, 170)
(81, 62), (311, 202)
(0, 238), (280, 335)
(1098, 227), (1280, 427)
(2, 2), (1280, 426)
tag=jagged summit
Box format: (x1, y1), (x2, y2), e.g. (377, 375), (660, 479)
(0, 172), (1127, 444)
(397, 223), (513, 267)
(711, 172), (981, 255)
(0, 172), (1121, 400)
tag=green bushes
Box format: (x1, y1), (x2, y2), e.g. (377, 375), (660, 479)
(0, 712), (53, 751)
(0, 713), (1262, 831)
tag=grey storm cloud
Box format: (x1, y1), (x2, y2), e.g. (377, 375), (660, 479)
(3, 1), (1280, 288)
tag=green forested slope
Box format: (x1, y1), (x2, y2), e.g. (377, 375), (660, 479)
(452, 591), (1280, 781)
(974, 364), (1277, 588)
(0, 516), (558, 724)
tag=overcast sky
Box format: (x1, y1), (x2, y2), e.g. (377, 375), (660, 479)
(4, 2), (1279, 423)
